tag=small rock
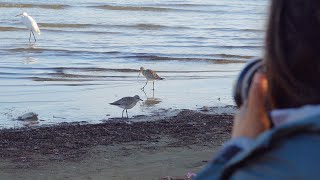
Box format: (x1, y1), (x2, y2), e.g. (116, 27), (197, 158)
(201, 106), (209, 112)
(187, 122), (197, 126)
(17, 112), (38, 121)
(53, 116), (66, 119)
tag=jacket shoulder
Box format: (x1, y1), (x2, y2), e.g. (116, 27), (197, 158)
(230, 133), (320, 180)
(223, 115), (320, 179)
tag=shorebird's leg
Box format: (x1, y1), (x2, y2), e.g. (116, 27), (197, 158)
(152, 81), (155, 90)
(141, 88), (147, 97)
(126, 109), (128, 118)
(141, 81), (148, 90)
(31, 30), (36, 43)
(29, 31), (32, 43)
(122, 109), (125, 118)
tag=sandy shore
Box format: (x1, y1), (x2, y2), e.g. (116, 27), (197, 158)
(0, 108), (234, 180)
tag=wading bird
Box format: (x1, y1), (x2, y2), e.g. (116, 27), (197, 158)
(16, 12), (40, 43)
(110, 95), (143, 118)
(138, 67), (164, 90)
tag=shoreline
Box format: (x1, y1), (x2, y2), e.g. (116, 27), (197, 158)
(0, 107), (234, 179)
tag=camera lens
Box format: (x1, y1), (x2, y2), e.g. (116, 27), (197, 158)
(233, 58), (263, 107)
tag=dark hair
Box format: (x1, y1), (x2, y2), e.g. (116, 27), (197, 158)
(265, 0), (320, 109)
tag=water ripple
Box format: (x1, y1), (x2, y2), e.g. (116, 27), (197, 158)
(91, 5), (172, 12)
(0, 3), (69, 9)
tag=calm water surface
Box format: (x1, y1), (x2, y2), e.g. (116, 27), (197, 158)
(0, 0), (268, 128)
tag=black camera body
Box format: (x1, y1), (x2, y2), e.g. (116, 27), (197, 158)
(233, 58), (263, 107)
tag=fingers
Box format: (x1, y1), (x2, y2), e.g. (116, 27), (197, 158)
(232, 72), (271, 139)
(248, 72), (268, 107)
(248, 72), (270, 129)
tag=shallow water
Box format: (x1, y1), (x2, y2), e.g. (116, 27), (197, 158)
(0, 0), (268, 128)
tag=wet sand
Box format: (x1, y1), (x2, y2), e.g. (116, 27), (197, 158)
(0, 108), (234, 179)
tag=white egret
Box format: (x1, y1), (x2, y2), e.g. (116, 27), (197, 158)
(16, 12), (40, 43)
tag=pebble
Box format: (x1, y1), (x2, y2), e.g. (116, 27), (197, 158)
(17, 112), (38, 121)
(201, 106), (209, 112)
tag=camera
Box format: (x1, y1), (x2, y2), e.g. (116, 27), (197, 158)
(233, 58), (263, 107)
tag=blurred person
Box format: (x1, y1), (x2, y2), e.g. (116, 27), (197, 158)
(195, 0), (320, 179)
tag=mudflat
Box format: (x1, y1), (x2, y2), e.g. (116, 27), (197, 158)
(0, 109), (233, 180)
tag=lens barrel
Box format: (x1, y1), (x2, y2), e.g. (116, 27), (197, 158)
(233, 58), (263, 107)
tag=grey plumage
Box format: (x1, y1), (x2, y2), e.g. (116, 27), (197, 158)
(110, 95), (143, 118)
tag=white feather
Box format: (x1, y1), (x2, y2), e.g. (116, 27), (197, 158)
(27, 16), (40, 35)
(21, 12), (40, 35)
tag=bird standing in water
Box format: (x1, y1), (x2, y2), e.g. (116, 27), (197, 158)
(138, 67), (164, 90)
(16, 12), (40, 43)
(110, 95), (143, 118)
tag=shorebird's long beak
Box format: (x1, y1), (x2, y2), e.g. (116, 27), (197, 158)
(15, 14), (22, 17)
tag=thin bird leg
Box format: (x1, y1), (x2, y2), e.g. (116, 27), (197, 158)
(122, 109), (125, 118)
(29, 31), (32, 43)
(152, 81), (155, 90)
(141, 81), (148, 90)
(126, 109), (128, 118)
(31, 31), (36, 43)
(141, 88), (147, 98)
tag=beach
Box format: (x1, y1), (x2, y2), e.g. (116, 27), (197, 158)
(0, 0), (266, 128)
(0, 107), (234, 179)
(0, 0), (266, 179)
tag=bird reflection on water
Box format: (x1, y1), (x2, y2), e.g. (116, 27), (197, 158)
(141, 89), (162, 107)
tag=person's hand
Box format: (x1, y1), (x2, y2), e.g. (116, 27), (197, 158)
(232, 72), (271, 139)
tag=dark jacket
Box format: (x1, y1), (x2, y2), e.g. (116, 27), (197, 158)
(195, 114), (320, 180)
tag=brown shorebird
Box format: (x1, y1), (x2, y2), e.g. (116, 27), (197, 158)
(110, 95), (143, 118)
(137, 67), (164, 90)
